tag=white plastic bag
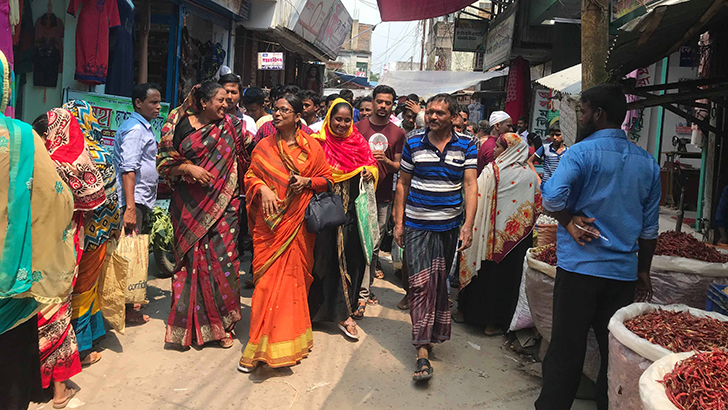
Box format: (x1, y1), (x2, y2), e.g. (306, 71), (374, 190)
(608, 303), (728, 362)
(606, 303), (728, 410)
(639, 352), (693, 410)
(650, 254), (728, 309)
(508, 258), (535, 332)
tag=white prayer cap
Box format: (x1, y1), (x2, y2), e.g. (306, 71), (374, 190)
(489, 111), (511, 126)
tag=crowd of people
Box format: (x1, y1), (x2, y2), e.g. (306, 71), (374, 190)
(1, 45), (661, 410)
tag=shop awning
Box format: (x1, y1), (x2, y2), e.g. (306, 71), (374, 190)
(536, 64), (581, 94)
(607, 0), (728, 78)
(378, 69), (509, 98)
(332, 72), (372, 88)
(376, 0), (478, 22)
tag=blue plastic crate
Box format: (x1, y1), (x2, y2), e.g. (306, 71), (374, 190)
(706, 283), (728, 316)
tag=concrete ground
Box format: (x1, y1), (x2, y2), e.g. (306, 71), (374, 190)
(30, 254), (596, 410)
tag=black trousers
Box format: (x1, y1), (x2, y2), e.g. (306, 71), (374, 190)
(535, 268), (636, 410)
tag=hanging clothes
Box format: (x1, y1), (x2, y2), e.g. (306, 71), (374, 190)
(67, 0), (120, 85)
(0, 0), (16, 67)
(11, 0), (31, 74)
(504, 57), (531, 124)
(105, 0), (134, 96)
(33, 12), (63, 87)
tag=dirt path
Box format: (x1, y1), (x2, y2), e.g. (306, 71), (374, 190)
(30, 256), (596, 410)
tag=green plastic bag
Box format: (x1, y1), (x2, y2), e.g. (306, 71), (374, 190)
(355, 178), (379, 264)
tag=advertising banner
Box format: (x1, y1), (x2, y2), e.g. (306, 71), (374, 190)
(288, 0), (352, 58)
(65, 90), (170, 152)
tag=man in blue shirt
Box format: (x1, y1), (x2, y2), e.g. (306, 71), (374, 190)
(394, 93), (478, 382)
(112, 83), (162, 325)
(535, 84), (660, 410)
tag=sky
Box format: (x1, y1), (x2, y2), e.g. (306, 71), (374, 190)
(339, 0), (422, 75)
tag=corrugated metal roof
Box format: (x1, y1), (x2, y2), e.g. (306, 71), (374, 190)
(535, 64), (581, 94)
(606, 0), (728, 77)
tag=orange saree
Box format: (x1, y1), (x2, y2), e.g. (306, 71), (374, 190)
(240, 129), (332, 369)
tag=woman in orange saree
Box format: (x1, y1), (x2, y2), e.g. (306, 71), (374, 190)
(238, 94), (332, 372)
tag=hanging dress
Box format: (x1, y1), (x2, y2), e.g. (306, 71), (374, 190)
(67, 0), (120, 85)
(105, 0), (134, 96)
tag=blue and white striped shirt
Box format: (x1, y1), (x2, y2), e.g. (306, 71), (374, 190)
(535, 142), (568, 186)
(400, 128), (478, 232)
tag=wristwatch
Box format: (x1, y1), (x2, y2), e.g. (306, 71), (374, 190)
(306, 178), (312, 188)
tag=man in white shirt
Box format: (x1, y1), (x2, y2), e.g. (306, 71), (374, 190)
(219, 73), (257, 134)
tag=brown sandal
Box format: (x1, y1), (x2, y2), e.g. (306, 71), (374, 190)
(219, 332), (234, 349)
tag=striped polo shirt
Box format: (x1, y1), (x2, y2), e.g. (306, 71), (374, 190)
(535, 142), (568, 185)
(400, 128), (478, 232)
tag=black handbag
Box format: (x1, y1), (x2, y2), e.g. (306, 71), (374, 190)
(305, 180), (346, 233)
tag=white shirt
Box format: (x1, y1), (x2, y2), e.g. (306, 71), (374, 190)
(309, 119), (324, 133)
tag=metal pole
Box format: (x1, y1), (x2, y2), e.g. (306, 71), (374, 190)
(420, 20), (427, 71)
(139, 0), (151, 83)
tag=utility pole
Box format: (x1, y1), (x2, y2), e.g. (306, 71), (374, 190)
(420, 19), (427, 71)
(581, 0), (609, 89)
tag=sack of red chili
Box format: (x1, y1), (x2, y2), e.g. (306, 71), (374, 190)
(606, 303), (728, 410)
(639, 350), (728, 410)
(649, 232), (728, 309)
(526, 245), (557, 278)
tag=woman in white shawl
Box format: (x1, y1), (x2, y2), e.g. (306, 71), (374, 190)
(456, 132), (542, 336)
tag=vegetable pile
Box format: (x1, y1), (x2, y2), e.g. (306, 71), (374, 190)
(660, 349), (728, 410)
(656, 231), (728, 263)
(533, 243), (557, 266)
(624, 309), (728, 353)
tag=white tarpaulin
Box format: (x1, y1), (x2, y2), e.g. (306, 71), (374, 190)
(536, 64), (581, 95)
(378, 68), (509, 98)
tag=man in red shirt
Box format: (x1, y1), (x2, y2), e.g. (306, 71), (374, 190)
(354, 85), (406, 318)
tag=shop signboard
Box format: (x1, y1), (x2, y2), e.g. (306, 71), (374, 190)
(64, 90), (170, 152)
(484, 12), (515, 71)
(453, 18), (488, 53)
(238, 0), (251, 20)
(531, 87), (558, 143)
(288, 0), (352, 58)
(258, 52), (285, 70)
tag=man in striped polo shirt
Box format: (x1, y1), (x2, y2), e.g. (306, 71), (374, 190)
(393, 94), (478, 382)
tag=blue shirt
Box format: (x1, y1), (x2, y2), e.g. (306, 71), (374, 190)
(535, 142), (568, 186)
(543, 128), (661, 281)
(113, 112), (158, 209)
(400, 128), (478, 232)
(715, 185), (728, 229)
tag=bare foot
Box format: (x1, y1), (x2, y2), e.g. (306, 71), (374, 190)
(338, 317), (359, 340)
(126, 304), (150, 325)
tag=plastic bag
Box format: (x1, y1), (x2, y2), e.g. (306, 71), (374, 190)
(509, 257), (535, 332)
(355, 179), (379, 265)
(606, 303), (728, 410)
(117, 231), (150, 305)
(639, 352), (692, 410)
(97, 239), (127, 334)
(650, 254), (728, 309)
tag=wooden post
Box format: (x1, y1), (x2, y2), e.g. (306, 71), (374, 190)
(139, 0), (151, 83)
(581, 0), (609, 90)
(420, 19), (427, 71)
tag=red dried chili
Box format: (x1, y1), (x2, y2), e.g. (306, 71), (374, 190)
(624, 309), (728, 353)
(656, 231), (728, 263)
(534, 243), (557, 266)
(660, 349), (728, 410)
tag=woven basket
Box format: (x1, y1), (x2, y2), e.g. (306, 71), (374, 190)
(537, 224), (557, 247)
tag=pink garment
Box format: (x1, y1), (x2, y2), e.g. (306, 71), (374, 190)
(67, 0), (120, 85)
(0, 0), (14, 67)
(504, 57), (530, 123)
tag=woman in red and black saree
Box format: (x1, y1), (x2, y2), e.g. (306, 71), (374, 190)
(157, 81), (251, 349)
(237, 94), (332, 373)
(458, 133), (542, 336)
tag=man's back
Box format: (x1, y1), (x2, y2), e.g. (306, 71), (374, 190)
(543, 128), (661, 281)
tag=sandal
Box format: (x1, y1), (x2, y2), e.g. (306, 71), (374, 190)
(53, 387), (79, 409)
(237, 361), (260, 373)
(397, 297), (409, 311)
(352, 302), (366, 320)
(219, 332), (234, 349)
(413, 358), (433, 382)
(484, 325), (505, 337)
(338, 320), (360, 340)
(81, 351), (102, 367)
(367, 294), (379, 305)
(451, 310), (465, 324)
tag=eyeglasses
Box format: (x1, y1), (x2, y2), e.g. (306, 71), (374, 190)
(271, 107), (294, 115)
